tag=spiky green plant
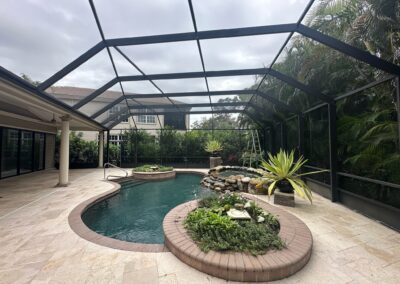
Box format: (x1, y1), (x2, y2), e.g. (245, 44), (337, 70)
(258, 149), (328, 203)
(204, 140), (223, 155)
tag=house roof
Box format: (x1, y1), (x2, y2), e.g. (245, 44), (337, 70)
(47, 86), (187, 105)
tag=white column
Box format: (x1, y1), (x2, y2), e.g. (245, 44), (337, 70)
(98, 131), (104, 168)
(59, 116), (70, 186)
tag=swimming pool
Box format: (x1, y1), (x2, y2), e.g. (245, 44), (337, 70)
(82, 173), (211, 244)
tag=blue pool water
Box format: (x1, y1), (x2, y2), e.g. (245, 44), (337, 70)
(82, 173), (211, 244)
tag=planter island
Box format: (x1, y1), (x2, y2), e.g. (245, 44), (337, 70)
(163, 193), (313, 282)
(131, 165), (176, 180)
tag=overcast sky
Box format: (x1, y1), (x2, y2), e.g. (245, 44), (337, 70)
(0, 0), (310, 125)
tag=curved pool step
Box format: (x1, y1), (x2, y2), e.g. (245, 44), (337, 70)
(119, 179), (147, 187)
(107, 176), (147, 186)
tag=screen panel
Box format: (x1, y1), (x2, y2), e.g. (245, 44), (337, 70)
(95, 0), (193, 38)
(201, 34), (290, 71)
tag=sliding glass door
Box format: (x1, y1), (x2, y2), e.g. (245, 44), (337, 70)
(34, 133), (45, 171)
(20, 131), (33, 174)
(0, 127), (47, 179)
(1, 128), (19, 178)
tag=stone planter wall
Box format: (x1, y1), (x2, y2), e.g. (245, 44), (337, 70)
(131, 170), (176, 180)
(209, 156), (222, 168)
(163, 194), (313, 282)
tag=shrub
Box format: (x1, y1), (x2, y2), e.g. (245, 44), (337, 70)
(185, 194), (284, 255)
(133, 164), (173, 172)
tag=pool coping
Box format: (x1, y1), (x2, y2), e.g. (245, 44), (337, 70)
(68, 170), (205, 253)
(163, 194), (313, 282)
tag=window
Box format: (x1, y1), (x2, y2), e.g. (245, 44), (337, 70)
(109, 106), (119, 116)
(109, 135), (125, 145)
(109, 106), (128, 123)
(137, 115), (156, 124)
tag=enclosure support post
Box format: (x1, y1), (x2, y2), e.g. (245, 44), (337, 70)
(98, 131), (104, 168)
(58, 116), (70, 186)
(134, 130), (138, 166)
(280, 122), (287, 151)
(270, 124), (276, 154)
(263, 128), (268, 154)
(328, 102), (339, 202)
(395, 77), (400, 151)
(119, 130), (123, 167)
(106, 130), (110, 164)
(298, 114), (305, 156)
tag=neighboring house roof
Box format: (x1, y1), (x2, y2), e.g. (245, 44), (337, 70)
(47, 86), (187, 106)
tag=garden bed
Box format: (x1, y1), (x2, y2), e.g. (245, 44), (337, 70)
(132, 165), (176, 180)
(163, 193), (312, 282)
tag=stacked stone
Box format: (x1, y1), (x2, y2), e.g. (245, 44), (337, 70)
(201, 166), (263, 193)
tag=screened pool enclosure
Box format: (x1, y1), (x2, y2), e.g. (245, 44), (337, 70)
(5, 0), (399, 230)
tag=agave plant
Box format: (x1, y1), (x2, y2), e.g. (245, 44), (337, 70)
(204, 140), (223, 156)
(257, 149), (327, 203)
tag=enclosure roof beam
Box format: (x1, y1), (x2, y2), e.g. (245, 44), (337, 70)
(128, 102), (248, 109)
(39, 20), (400, 95)
(92, 91), (253, 119)
(247, 105), (283, 123)
(106, 109), (244, 129)
(37, 41), (105, 91)
(243, 0), (316, 114)
(297, 24), (400, 76)
(130, 110), (243, 115)
(119, 68), (269, 81)
(255, 90), (299, 114)
(101, 107), (130, 125)
(91, 96), (125, 119)
(38, 23), (296, 92)
(125, 89), (254, 99)
(72, 77), (119, 110)
(71, 68), (268, 109)
(242, 110), (266, 128)
(268, 69), (332, 102)
(245, 105), (273, 124)
(105, 24), (297, 47)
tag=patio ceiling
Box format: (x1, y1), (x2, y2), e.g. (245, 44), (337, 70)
(7, 0), (399, 129)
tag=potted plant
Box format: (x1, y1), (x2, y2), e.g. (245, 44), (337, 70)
(204, 140), (223, 168)
(257, 149), (327, 204)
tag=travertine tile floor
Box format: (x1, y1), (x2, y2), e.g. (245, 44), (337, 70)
(0, 168), (399, 284)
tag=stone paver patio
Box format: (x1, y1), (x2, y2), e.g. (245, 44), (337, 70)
(0, 169), (399, 283)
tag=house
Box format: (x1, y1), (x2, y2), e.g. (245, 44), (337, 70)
(47, 86), (191, 144)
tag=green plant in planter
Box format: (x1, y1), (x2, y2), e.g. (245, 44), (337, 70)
(257, 149), (327, 203)
(185, 195), (284, 255)
(204, 140), (223, 156)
